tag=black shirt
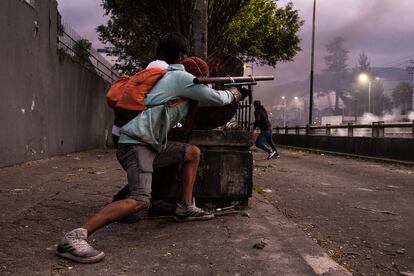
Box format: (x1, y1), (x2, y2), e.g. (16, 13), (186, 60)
(253, 108), (271, 131)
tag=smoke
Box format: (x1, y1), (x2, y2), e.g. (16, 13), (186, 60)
(360, 113), (380, 124)
(359, 109), (402, 124)
(354, 109), (413, 137)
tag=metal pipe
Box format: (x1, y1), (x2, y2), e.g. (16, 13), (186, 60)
(194, 76), (274, 84)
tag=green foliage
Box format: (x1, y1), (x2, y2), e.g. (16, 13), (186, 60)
(207, 0), (250, 55)
(97, 0), (183, 74)
(225, 1), (302, 66)
(74, 39), (91, 57)
(97, 0), (303, 74)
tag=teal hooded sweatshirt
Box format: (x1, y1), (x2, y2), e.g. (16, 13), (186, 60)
(119, 64), (235, 151)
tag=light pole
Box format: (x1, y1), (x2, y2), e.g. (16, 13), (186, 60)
(359, 73), (380, 113)
(358, 73), (372, 113)
(294, 96), (300, 121)
(407, 61), (414, 111)
(282, 96), (286, 127)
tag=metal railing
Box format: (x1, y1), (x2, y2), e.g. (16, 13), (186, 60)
(235, 86), (255, 130)
(57, 18), (119, 83)
(274, 121), (414, 139)
(235, 99), (252, 130)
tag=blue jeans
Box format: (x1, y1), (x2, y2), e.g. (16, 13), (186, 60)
(255, 130), (277, 154)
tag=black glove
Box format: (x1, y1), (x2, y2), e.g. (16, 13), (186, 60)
(239, 87), (250, 100)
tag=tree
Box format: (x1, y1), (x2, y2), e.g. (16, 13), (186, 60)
(355, 50), (370, 74)
(392, 82), (412, 114)
(224, 0), (302, 65)
(322, 37), (349, 114)
(97, 0), (303, 74)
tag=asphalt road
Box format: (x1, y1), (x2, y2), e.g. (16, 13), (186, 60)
(0, 149), (351, 276)
(253, 147), (414, 276)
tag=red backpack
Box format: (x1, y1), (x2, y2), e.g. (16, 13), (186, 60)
(106, 68), (167, 110)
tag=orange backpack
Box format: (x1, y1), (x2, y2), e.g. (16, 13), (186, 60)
(106, 68), (167, 110)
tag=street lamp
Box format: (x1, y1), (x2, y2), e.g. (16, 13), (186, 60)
(358, 73), (372, 113)
(358, 73), (380, 113)
(281, 96), (286, 127)
(406, 62), (414, 111)
(294, 96), (300, 121)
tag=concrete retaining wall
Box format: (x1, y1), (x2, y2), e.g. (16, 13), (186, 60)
(0, 0), (113, 167)
(274, 134), (414, 162)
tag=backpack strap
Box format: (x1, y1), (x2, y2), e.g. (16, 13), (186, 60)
(115, 68), (167, 111)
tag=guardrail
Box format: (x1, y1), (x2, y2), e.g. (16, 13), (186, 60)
(57, 18), (119, 83)
(274, 121), (414, 139)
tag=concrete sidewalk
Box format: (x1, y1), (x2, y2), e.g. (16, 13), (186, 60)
(0, 149), (350, 275)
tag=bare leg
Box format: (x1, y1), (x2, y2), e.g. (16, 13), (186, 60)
(82, 198), (147, 236)
(180, 145), (201, 205)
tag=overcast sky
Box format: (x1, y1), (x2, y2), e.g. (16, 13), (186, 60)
(56, 0), (414, 85)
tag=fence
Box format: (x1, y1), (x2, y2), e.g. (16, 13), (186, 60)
(274, 121), (414, 139)
(235, 99), (252, 130)
(57, 16), (119, 83)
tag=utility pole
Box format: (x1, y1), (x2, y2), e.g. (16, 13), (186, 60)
(308, 0), (316, 125)
(282, 96), (286, 127)
(193, 0), (208, 59)
(368, 80), (372, 113)
(407, 60), (414, 111)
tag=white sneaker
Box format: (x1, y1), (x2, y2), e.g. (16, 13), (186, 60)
(56, 228), (105, 263)
(174, 201), (214, 222)
(268, 151), (276, 159)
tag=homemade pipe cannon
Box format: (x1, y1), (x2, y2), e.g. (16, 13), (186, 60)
(166, 53), (275, 208)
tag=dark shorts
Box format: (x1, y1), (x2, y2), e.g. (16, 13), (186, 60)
(116, 142), (187, 202)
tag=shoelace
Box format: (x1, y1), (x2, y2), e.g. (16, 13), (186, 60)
(187, 204), (209, 214)
(70, 238), (94, 253)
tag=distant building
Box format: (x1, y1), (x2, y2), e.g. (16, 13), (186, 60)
(314, 90), (345, 111)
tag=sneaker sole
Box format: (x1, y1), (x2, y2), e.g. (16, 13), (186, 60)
(56, 250), (105, 264)
(174, 214), (214, 222)
(268, 155), (280, 160)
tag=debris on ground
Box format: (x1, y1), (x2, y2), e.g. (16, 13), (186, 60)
(240, 211), (250, 217)
(353, 206), (398, 216)
(253, 240), (267, 250)
(396, 249), (406, 254)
